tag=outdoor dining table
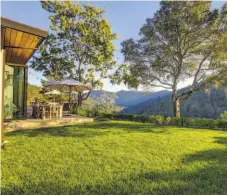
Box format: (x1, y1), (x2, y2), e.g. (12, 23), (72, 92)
(32, 103), (63, 120)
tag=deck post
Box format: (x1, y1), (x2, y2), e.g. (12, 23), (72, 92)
(24, 66), (28, 119)
(1, 49), (6, 148)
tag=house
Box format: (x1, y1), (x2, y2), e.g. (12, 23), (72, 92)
(1, 17), (48, 147)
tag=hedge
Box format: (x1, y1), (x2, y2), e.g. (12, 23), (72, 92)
(74, 108), (227, 130)
(98, 114), (227, 131)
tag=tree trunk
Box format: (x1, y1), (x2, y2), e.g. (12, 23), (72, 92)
(69, 86), (72, 114)
(172, 91), (180, 117)
(77, 92), (82, 107)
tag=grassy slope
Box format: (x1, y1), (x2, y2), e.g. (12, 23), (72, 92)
(2, 121), (227, 195)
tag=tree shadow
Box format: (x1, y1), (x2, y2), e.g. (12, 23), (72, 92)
(5, 123), (108, 138)
(184, 136), (227, 163)
(5, 121), (172, 138)
(132, 136), (227, 194)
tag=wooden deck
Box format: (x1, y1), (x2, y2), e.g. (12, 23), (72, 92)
(4, 115), (94, 132)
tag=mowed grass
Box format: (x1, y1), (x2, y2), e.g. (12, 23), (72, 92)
(2, 121), (227, 195)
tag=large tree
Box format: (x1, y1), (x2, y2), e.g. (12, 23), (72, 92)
(95, 91), (118, 113)
(112, 1), (227, 117)
(31, 1), (117, 106)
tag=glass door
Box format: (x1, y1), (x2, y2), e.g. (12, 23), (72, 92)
(4, 65), (25, 120)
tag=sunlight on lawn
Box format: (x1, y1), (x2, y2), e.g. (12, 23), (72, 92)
(2, 121), (227, 195)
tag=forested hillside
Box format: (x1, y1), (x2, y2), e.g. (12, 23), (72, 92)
(90, 90), (170, 107)
(121, 87), (227, 119)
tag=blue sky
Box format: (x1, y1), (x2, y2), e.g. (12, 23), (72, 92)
(1, 1), (226, 92)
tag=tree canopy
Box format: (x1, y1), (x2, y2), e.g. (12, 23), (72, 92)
(112, 1), (227, 117)
(31, 0), (118, 105)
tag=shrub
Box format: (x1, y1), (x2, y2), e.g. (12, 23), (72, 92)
(96, 110), (105, 118)
(166, 116), (172, 125)
(76, 107), (86, 116)
(173, 117), (181, 126)
(137, 115), (148, 123)
(156, 115), (164, 125)
(183, 118), (191, 127)
(220, 111), (227, 121)
(149, 115), (156, 123)
(217, 119), (227, 130)
(97, 113), (227, 130)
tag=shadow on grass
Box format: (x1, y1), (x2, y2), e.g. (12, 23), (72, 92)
(134, 136), (227, 194)
(5, 121), (172, 138)
(2, 136), (227, 194)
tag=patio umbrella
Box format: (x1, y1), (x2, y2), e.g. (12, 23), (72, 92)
(44, 79), (92, 113)
(45, 89), (62, 95)
(44, 90), (61, 102)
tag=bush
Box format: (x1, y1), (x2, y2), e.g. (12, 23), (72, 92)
(156, 115), (164, 125)
(217, 119), (227, 130)
(173, 117), (181, 126)
(95, 110), (106, 118)
(138, 115), (149, 123)
(75, 107), (95, 118)
(97, 113), (227, 130)
(182, 118), (218, 129)
(149, 115), (156, 123)
(166, 116), (172, 125)
(220, 111), (227, 121)
(76, 107), (86, 116)
(183, 118), (191, 127)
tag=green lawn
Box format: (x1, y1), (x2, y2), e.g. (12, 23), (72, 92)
(2, 121), (227, 195)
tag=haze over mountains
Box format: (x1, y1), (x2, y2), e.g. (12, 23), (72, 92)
(91, 87), (227, 119)
(90, 90), (170, 107)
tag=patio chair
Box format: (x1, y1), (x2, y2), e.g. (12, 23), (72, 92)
(49, 104), (59, 119)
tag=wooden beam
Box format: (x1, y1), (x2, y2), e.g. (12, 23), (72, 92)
(4, 45), (40, 50)
(1, 17), (48, 38)
(6, 63), (26, 67)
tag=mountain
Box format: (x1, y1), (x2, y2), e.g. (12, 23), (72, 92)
(90, 90), (170, 107)
(121, 87), (227, 119)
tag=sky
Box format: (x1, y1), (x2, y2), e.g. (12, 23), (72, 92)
(1, 1), (226, 92)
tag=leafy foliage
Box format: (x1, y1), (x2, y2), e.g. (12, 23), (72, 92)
(94, 91), (123, 113)
(220, 110), (227, 120)
(75, 93), (123, 117)
(27, 84), (69, 104)
(166, 116), (172, 125)
(27, 84), (46, 105)
(112, 2), (227, 117)
(31, 1), (117, 105)
(155, 115), (164, 125)
(101, 114), (227, 130)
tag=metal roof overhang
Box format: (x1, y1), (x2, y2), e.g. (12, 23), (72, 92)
(1, 17), (48, 64)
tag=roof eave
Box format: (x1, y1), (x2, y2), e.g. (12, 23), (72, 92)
(1, 17), (48, 38)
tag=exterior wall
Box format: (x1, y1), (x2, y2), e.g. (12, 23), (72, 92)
(3, 63), (28, 120)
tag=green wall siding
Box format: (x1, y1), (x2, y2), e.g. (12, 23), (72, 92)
(4, 65), (25, 120)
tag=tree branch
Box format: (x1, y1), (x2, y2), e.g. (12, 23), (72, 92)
(82, 90), (91, 101)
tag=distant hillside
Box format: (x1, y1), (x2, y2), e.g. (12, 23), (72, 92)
(90, 90), (170, 107)
(121, 87), (227, 119)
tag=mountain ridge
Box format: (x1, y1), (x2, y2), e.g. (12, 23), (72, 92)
(121, 87), (227, 119)
(90, 90), (170, 107)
